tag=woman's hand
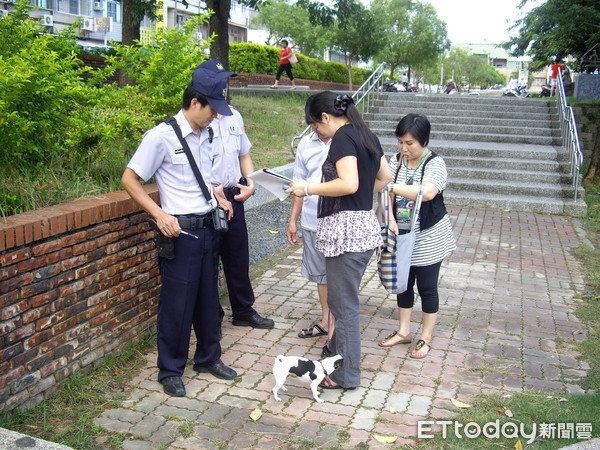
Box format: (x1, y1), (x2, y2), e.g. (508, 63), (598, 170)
(285, 179), (309, 197)
(388, 216), (399, 235)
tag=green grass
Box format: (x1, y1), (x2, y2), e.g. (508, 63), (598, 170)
(230, 92), (309, 169)
(0, 92), (308, 217)
(0, 330), (155, 449)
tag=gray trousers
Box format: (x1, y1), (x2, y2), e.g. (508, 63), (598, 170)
(325, 249), (375, 388)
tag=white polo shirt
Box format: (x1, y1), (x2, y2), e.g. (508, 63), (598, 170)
(293, 132), (331, 231)
(210, 107), (252, 188)
(127, 110), (218, 215)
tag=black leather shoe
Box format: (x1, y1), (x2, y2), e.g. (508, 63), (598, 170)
(232, 313), (275, 329)
(193, 360), (237, 380)
(160, 376), (186, 397)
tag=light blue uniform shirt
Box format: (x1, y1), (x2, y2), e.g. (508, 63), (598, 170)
(127, 110), (218, 215)
(293, 132), (331, 231)
(210, 107), (252, 188)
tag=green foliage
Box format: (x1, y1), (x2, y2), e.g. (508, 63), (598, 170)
(229, 42), (373, 85)
(506, 0), (600, 69)
(0, 1), (86, 167)
(372, 0), (449, 79)
(250, 0), (333, 58)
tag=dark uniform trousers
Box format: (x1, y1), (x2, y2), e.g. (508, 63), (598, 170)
(218, 192), (257, 321)
(156, 223), (221, 381)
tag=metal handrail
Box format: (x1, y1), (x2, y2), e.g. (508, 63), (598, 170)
(555, 69), (584, 202)
(289, 62), (387, 155)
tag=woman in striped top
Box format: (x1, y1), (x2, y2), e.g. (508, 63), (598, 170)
(378, 114), (456, 359)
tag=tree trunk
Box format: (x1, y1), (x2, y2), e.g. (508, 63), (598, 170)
(346, 55), (353, 90)
(584, 119), (600, 183)
(119, 0), (139, 86)
(207, 0), (231, 70)
(121, 0), (140, 46)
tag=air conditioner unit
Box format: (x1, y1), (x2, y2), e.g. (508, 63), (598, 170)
(81, 17), (94, 31)
(42, 14), (53, 27)
(0, 10), (8, 18)
(93, 1), (103, 10)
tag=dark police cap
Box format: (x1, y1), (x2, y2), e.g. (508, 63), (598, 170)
(191, 59), (237, 116)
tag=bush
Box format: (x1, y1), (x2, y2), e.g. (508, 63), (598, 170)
(229, 43), (373, 85)
(0, 1), (86, 167)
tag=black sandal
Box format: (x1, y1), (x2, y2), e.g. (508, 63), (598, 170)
(298, 323), (328, 338)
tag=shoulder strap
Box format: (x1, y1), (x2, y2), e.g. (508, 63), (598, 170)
(420, 151), (437, 180)
(164, 117), (212, 204)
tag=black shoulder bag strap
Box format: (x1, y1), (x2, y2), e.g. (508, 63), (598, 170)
(164, 117), (213, 203)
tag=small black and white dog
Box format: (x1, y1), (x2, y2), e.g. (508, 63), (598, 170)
(272, 354), (343, 403)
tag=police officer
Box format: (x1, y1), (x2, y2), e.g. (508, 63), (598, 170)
(121, 60), (238, 397)
(211, 102), (275, 330)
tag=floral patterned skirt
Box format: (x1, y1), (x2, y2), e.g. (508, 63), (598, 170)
(316, 210), (383, 258)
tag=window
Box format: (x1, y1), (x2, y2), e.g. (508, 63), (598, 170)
(69, 0), (78, 15)
(107, 1), (120, 22)
(176, 14), (186, 28)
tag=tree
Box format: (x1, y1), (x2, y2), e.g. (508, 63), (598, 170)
(372, 0), (449, 80)
(120, 0), (265, 71)
(251, 0), (332, 58)
(298, 0), (385, 88)
(505, 0), (600, 70)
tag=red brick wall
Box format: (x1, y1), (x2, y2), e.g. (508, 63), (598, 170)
(0, 185), (161, 413)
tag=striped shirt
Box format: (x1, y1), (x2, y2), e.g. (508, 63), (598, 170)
(389, 154), (456, 266)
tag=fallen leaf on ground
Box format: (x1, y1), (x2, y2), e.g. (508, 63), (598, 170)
(502, 394), (512, 399)
(451, 398), (472, 408)
(559, 398), (568, 402)
(268, 230), (279, 234)
(373, 435), (398, 443)
(389, 406), (397, 413)
(249, 408), (262, 421)
(504, 409), (514, 418)
(514, 440), (523, 450)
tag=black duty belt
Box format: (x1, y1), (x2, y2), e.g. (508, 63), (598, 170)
(223, 186), (238, 197)
(175, 214), (212, 230)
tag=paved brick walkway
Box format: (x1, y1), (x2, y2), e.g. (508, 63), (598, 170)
(94, 206), (589, 449)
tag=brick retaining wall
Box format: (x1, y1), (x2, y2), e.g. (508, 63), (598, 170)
(0, 185), (161, 413)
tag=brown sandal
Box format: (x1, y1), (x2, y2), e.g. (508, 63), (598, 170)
(378, 331), (411, 347)
(410, 339), (431, 359)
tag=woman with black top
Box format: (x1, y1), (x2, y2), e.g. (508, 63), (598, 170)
(287, 92), (392, 389)
(378, 114), (456, 359)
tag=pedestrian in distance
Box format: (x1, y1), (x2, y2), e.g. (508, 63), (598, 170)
(121, 59), (238, 398)
(286, 91), (392, 390)
(378, 113), (456, 359)
(271, 39), (296, 89)
(550, 56), (565, 97)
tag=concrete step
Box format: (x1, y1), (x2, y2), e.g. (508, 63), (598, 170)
(370, 104), (554, 121)
(377, 97), (551, 112)
(381, 139), (560, 161)
(370, 121), (559, 138)
(376, 93), (553, 108)
(364, 113), (557, 129)
(448, 177), (572, 197)
(377, 129), (560, 145)
(441, 155), (561, 172)
(443, 191), (586, 216)
(448, 167), (563, 183)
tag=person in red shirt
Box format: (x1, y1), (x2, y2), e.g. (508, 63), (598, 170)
(550, 56), (565, 96)
(271, 40), (296, 89)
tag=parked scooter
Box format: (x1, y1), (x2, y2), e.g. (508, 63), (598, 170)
(382, 80), (418, 93)
(503, 84), (530, 98)
(540, 84), (552, 97)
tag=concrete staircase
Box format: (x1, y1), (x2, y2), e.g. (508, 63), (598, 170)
(364, 93), (587, 216)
